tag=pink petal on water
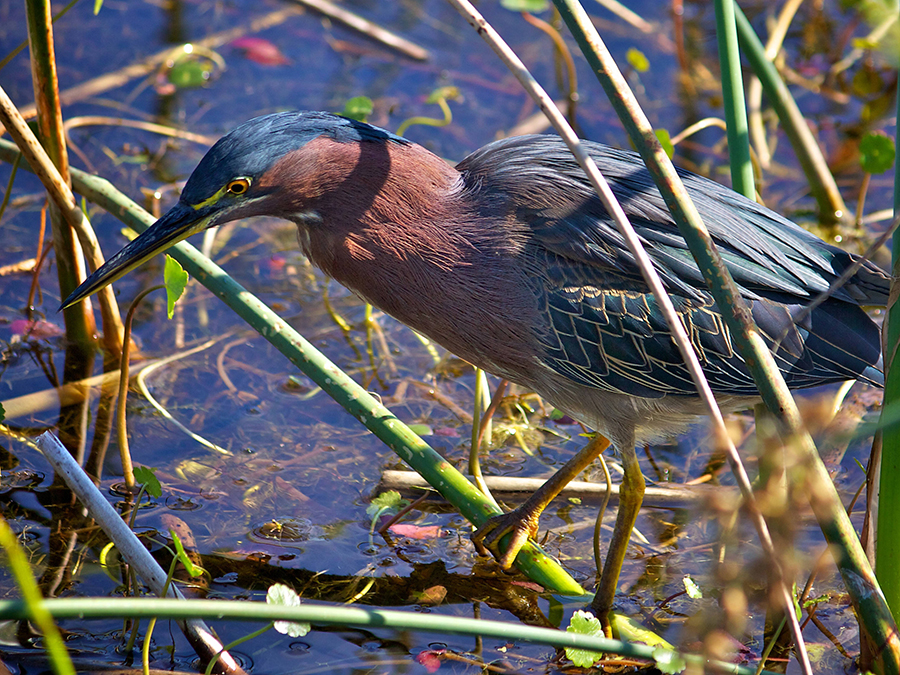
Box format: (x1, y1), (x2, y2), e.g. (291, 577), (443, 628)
(388, 524), (442, 540)
(10, 319), (64, 340)
(231, 37), (290, 66)
(415, 650), (444, 673)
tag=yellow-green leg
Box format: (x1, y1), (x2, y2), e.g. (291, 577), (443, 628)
(590, 441), (645, 635)
(472, 434), (611, 569)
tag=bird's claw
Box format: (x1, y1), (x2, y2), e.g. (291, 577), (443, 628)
(472, 506), (542, 570)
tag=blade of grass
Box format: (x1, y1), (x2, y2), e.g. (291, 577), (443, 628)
(0, 516), (75, 675)
(713, 0), (755, 199)
(733, 4), (848, 223)
(875, 72), (900, 624)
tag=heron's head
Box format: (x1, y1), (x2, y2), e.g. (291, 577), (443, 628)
(61, 111), (407, 309)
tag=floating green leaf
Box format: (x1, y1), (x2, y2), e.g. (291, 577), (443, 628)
(164, 255), (189, 319)
(859, 132), (895, 174)
(168, 59), (213, 88)
(367, 490), (409, 533)
(501, 0), (550, 11)
(682, 575), (702, 599)
(627, 48), (650, 73)
(407, 423), (433, 436)
(341, 96), (374, 122)
(653, 646), (687, 674)
(564, 610), (605, 667)
(612, 613), (674, 649)
(367, 490), (407, 518)
(267, 583), (310, 637)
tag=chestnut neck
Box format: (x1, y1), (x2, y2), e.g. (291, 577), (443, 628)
(261, 135), (541, 378)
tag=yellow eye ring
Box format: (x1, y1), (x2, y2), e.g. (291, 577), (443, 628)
(226, 178), (250, 195)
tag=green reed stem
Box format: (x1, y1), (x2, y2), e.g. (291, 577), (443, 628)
(713, 0), (755, 199)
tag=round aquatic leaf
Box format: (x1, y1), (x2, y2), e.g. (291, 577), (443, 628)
(267, 583), (310, 637)
(859, 132), (895, 174)
(134, 466), (161, 498)
(682, 575), (702, 599)
(653, 646), (687, 674)
(367, 490), (407, 517)
(564, 610), (604, 668)
(167, 58), (213, 88)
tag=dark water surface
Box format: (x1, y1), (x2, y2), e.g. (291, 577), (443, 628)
(0, 0), (895, 672)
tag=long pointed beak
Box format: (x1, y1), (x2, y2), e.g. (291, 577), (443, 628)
(61, 202), (209, 310)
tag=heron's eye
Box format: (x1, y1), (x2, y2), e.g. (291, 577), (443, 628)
(226, 178), (250, 195)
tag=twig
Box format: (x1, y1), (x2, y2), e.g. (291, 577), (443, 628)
(591, 0), (654, 34)
(290, 0), (428, 61)
(0, 85), (124, 356)
(64, 116), (217, 146)
(380, 469), (737, 506)
(10, 8), (304, 123)
(35, 432), (247, 675)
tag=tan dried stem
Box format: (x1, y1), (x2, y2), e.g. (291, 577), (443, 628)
(0, 85), (124, 357)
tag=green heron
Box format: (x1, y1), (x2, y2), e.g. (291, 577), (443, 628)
(64, 111), (887, 621)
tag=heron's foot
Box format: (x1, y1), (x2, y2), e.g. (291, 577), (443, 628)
(472, 506), (543, 570)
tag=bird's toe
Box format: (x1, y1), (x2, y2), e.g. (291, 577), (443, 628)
(472, 507), (542, 570)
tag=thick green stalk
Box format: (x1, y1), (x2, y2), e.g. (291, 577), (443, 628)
(733, 4), (848, 222)
(0, 138), (584, 598)
(0, 518), (75, 675)
(875, 84), (900, 619)
(552, 1), (899, 669)
(713, 0), (755, 199)
(713, 3), (788, 659)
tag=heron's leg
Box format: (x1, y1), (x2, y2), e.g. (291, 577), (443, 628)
(590, 439), (644, 635)
(473, 434), (611, 569)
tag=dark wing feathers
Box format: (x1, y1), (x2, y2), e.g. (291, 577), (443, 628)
(458, 135), (889, 305)
(457, 135), (887, 396)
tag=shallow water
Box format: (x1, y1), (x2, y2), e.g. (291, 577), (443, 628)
(0, 0), (895, 672)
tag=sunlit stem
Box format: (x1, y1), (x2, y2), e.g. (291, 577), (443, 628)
(117, 285), (164, 490)
(592, 451), (613, 583)
(469, 368), (493, 503)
